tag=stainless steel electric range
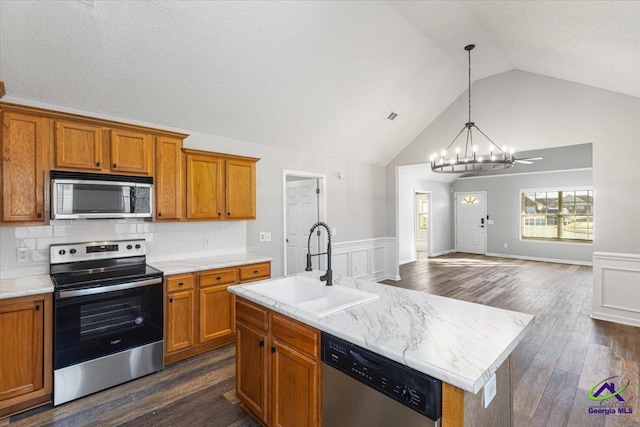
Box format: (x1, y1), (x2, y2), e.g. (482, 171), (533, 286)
(49, 239), (164, 406)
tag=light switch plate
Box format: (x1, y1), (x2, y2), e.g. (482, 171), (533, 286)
(483, 372), (497, 408)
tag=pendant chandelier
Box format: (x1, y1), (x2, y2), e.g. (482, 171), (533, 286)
(430, 44), (514, 173)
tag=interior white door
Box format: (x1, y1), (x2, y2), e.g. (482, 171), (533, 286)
(455, 192), (486, 254)
(286, 179), (319, 274)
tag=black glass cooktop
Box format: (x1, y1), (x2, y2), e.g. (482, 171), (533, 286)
(51, 257), (162, 291)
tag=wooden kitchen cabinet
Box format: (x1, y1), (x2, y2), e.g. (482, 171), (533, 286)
(165, 274), (196, 354)
(225, 158), (256, 219)
(53, 122), (153, 176)
(54, 120), (103, 171)
(183, 149), (259, 221)
(155, 136), (184, 220)
(1, 111), (48, 224)
(236, 298), (321, 427)
(184, 150), (224, 220)
(0, 293), (52, 418)
(110, 129), (153, 175)
(236, 320), (268, 422)
(199, 268), (237, 343)
(164, 262), (271, 364)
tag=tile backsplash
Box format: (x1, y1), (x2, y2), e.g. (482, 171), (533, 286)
(0, 219), (247, 278)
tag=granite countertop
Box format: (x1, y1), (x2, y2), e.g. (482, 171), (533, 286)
(149, 253), (273, 275)
(0, 275), (54, 300)
(229, 270), (534, 394)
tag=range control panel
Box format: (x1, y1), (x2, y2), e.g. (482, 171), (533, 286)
(321, 333), (442, 422)
(50, 239), (146, 264)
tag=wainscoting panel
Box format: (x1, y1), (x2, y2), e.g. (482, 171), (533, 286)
(592, 252), (640, 327)
(332, 238), (396, 282)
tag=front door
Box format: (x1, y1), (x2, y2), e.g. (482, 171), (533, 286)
(455, 192), (486, 254)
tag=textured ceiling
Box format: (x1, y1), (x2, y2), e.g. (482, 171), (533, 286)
(1, 1), (639, 166)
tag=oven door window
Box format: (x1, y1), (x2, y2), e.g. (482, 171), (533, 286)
(54, 283), (162, 370)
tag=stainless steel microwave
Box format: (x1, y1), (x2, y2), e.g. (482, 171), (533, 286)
(51, 171), (153, 219)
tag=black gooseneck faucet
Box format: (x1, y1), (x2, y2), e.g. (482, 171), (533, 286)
(305, 222), (332, 286)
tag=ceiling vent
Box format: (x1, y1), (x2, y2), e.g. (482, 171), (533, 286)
(387, 111), (399, 121)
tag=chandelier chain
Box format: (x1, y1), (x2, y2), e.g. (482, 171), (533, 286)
(468, 46), (471, 124)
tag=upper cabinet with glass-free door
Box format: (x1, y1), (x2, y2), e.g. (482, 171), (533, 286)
(183, 149), (259, 221)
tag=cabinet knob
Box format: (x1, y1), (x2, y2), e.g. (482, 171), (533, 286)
(227, 212), (231, 216)
(169, 297), (173, 303)
(271, 347), (276, 353)
(113, 163), (117, 168)
(216, 277), (221, 280)
(96, 161), (101, 167)
(37, 213), (42, 218)
(178, 282), (184, 286)
(217, 212), (221, 216)
(35, 304), (40, 311)
(259, 341), (264, 347)
(253, 270), (258, 274)
(158, 212), (162, 217)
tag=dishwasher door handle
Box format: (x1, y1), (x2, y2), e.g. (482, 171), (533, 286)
(349, 350), (382, 370)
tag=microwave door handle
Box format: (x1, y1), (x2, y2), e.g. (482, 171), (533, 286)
(130, 187), (136, 213)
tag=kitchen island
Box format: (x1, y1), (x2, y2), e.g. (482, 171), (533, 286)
(228, 270), (535, 427)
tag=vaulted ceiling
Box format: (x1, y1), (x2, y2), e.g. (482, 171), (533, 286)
(1, 1), (638, 166)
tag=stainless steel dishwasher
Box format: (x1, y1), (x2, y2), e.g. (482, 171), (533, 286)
(322, 332), (442, 426)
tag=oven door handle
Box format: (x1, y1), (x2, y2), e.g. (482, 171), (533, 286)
(57, 277), (162, 299)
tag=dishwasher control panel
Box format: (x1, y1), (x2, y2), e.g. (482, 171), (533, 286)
(321, 333), (442, 421)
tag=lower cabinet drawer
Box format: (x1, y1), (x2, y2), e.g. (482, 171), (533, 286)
(271, 313), (319, 358)
(239, 262), (271, 282)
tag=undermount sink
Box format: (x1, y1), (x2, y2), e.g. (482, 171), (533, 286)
(247, 276), (379, 317)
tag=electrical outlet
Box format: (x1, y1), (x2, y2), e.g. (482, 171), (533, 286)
(17, 247), (29, 262)
(483, 372), (497, 408)
(265, 232), (271, 242)
(259, 232), (266, 242)
(503, 243), (508, 249)
(203, 235), (215, 247)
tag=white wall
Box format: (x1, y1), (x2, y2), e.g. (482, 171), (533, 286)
(387, 70), (640, 260)
(453, 169), (593, 264)
(397, 168), (453, 263)
(1, 97), (389, 279)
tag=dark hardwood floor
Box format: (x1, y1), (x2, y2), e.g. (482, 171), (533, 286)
(381, 253), (640, 427)
(4, 254), (638, 426)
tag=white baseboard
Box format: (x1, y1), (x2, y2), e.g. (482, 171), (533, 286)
(592, 251), (640, 327)
(431, 249), (455, 257)
(399, 257), (416, 265)
(332, 237), (396, 283)
(485, 252), (592, 266)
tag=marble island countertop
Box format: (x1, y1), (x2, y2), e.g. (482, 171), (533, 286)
(229, 270), (534, 394)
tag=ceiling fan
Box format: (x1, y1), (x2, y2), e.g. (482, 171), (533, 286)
(514, 157), (542, 165)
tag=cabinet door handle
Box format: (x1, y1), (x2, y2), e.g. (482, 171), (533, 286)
(169, 297), (173, 303)
(216, 277), (221, 280)
(37, 213), (42, 218)
(178, 282), (184, 286)
(271, 347), (276, 353)
(96, 161), (101, 167)
(259, 340), (264, 347)
(113, 163), (117, 168)
(35, 304), (40, 311)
